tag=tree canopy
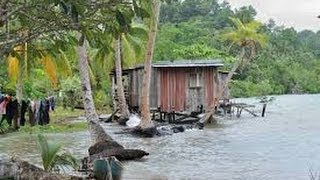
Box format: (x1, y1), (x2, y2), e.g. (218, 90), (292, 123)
(155, 0), (320, 97)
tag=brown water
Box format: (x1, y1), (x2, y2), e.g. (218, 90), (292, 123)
(1, 94), (320, 179)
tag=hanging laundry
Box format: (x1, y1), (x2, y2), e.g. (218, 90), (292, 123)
(0, 95), (11, 126)
(20, 100), (29, 126)
(49, 96), (55, 111)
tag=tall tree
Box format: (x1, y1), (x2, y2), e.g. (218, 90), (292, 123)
(0, 0), (142, 141)
(201, 17), (268, 124)
(134, 0), (161, 137)
(114, 36), (131, 125)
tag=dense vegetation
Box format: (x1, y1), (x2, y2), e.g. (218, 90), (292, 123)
(155, 0), (320, 97)
(1, 0), (319, 110)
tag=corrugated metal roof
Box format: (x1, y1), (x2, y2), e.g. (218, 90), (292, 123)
(109, 59), (224, 75)
(152, 59), (224, 68)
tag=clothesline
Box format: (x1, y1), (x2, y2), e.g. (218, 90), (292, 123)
(0, 93), (55, 128)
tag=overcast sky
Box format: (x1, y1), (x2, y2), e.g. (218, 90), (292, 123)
(225, 0), (320, 32)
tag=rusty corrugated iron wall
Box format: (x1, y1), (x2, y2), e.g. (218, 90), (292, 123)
(127, 66), (221, 112)
(160, 68), (186, 112)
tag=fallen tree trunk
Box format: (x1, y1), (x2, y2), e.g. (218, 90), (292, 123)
(87, 139), (149, 161)
(87, 121), (149, 162)
(0, 157), (85, 179)
(89, 149), (149, 162)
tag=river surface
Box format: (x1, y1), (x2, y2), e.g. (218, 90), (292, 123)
(1, 94), (320, 179)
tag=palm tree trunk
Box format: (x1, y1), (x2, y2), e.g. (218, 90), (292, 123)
(14, 44), (26, 129)
(77, 35), (113, 142)
(14, 61), (23, 129)
(200, 47), (246, 124)
(220, 47), (246, 94)
(115, 36), (130, 125)
(136, 0), (161, 137)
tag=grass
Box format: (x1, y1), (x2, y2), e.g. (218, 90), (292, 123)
(51, 106), (85, 124)
(2, 105), (111, 135)
(17, 106), (88, 134)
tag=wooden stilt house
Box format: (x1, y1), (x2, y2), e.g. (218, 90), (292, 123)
(111, 60), (229, 113)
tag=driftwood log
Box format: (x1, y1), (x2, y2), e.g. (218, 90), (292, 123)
(0, 157), (85, 180)
(86, 120), (149, 163)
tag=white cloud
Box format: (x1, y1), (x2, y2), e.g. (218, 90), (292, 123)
(224, 0), (320, 31)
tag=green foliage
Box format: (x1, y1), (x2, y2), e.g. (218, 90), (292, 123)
(0, 121), (11, 134)
(59, 76), (82, 110)
(174, 44), (223, 60)
(1, 0), (320, 100)
(37, 134), (78, 172)
(230, 80), (273, 97)
(94, 89), (112, 113)
(156, 0), (320, 97)
(221, 17), (268, 48)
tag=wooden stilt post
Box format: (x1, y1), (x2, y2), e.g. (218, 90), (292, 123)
(152, 111), (155, 120)
(172, 107), (175, 122)
(158, 107), (162, 121)
(261, 103), (267, 117)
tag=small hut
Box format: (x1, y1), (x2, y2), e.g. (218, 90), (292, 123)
(111, 60), (229, 113)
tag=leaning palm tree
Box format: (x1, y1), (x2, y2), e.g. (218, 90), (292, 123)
(114, 28), (146, 125)
(201, 17), (268, 124)
(135, 0), (161, 137)
(92, 24), (145, 125)
(114, 36), (131, 125)
(220, 17), (268, 91)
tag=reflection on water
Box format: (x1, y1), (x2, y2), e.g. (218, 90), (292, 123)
(1, 94), (320, 179)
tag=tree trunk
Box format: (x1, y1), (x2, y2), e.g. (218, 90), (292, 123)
(13, 45), (26, 129)
(77, 36), (113, 143)
(136, 0), (161, 137)
(200, 47), (246, 124)
(115, 36), (130, 125)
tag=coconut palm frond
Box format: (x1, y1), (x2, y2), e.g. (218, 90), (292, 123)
(42, 54), (58, 88)
(7, 54), (19, 82)
(54, 152), (79, 171)
(122, 34), (137, 68)
(229, 17), (245, 30)
(88, 60), (97, 86)
(222, 17), (268, 48)
(246, 20), (263, 31)
(56, 49), (73, 78)
(126, 33), (145, 63)
(104, 49), (115, 74)
(130, 24), (148, 40)
(37, 134), (62, 171)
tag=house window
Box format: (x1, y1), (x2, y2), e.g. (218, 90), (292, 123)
(189, 72), (202, 88)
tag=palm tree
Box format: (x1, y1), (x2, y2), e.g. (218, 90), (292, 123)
(220, 17), (268, 92)
(114, 36), (131, 125)
(76, 35), (100, 124)
(114, 28), (146, 125)
(92, 24), (145, 125)
(135, 0), (161, 137)
(201, 17), (268, 124)
(37, 134), (78, 172)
